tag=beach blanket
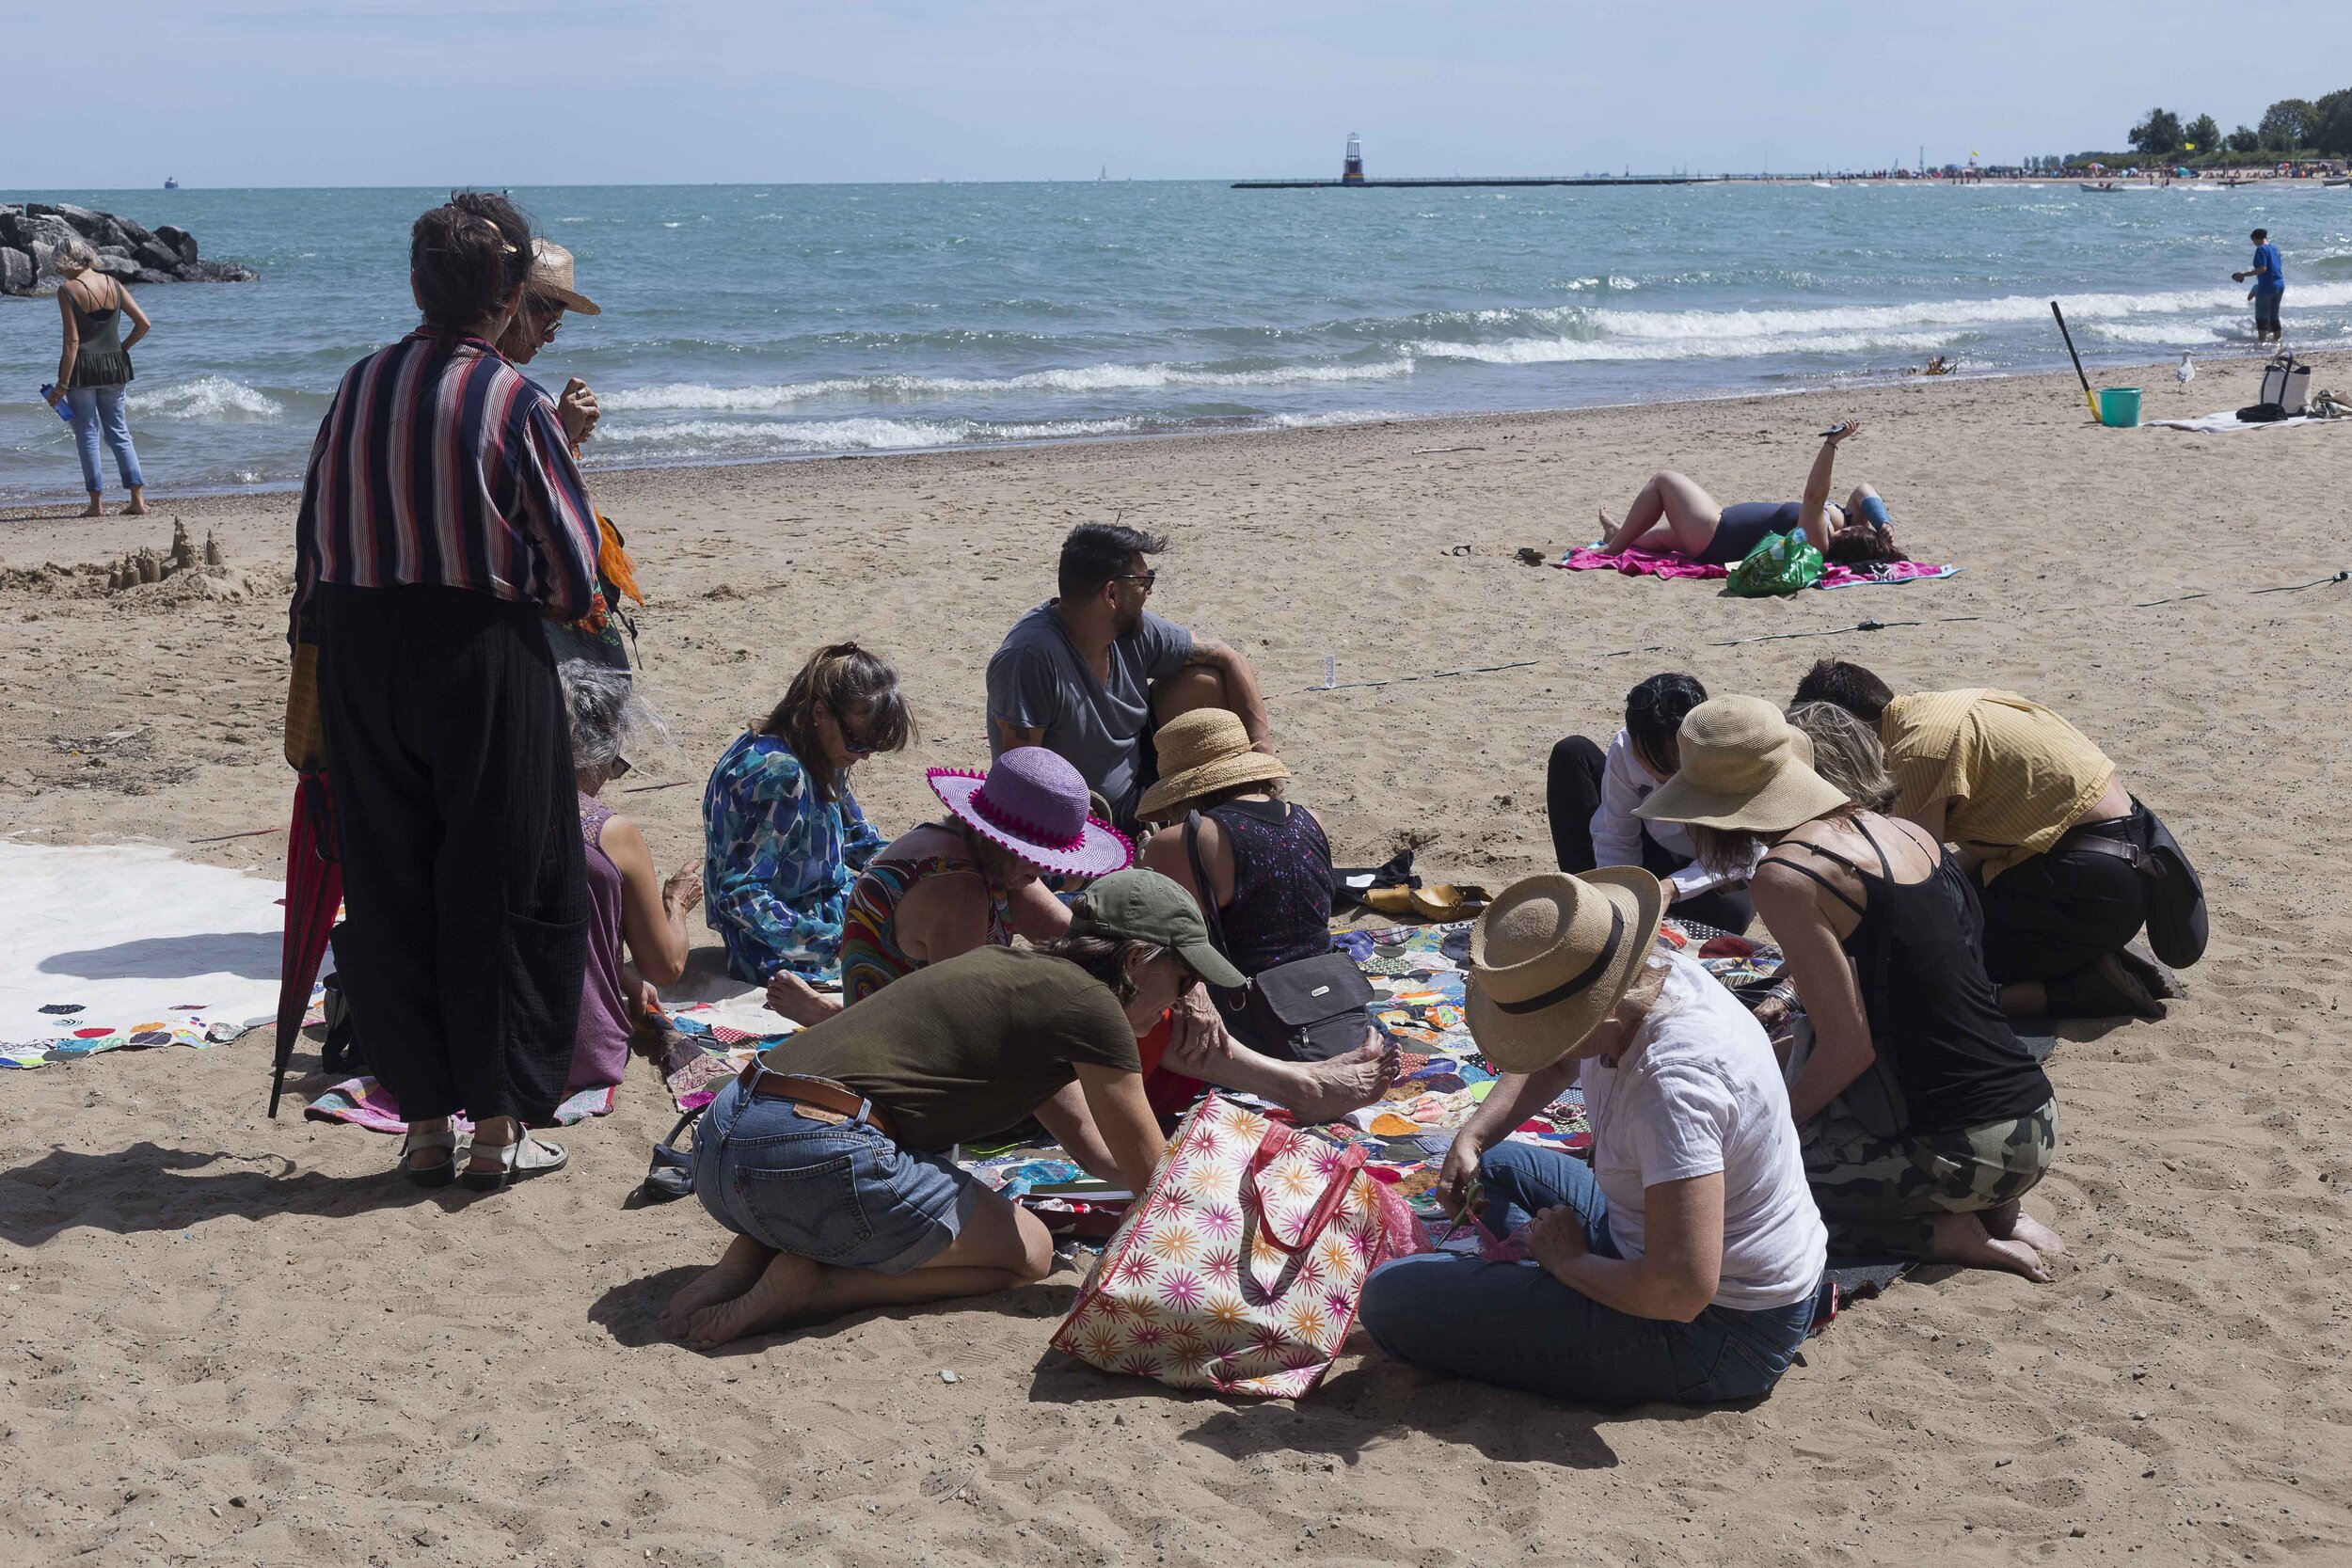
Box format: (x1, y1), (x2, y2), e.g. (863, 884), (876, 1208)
(1557, 545), (1961, 589)
(2145, 409), (2321, 433)
(968, 915), (1789, 1245)
(303, 1076), (616, 1132)
(0, 841), (289, 1069)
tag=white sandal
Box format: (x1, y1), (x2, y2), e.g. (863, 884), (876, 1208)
(461, 1132), (568, 1194)
(400, 1127), (461, 1189)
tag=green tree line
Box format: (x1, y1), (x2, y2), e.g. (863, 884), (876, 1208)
(2108, 93), (2352, 160)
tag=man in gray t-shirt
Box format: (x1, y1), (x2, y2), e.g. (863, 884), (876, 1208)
(986, 523), (1272, 831)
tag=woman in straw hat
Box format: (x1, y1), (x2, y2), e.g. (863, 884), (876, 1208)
(1357, 865), (1827, 1404)
(1136, 707), (1396, 1112)
(1636, 695), (2064, 1281)
(838, 746), (1131, 1006)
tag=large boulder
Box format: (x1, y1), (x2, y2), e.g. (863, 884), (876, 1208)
(88, 253), (141, 280)
(17, 212), (79, 255)
(0, 246), (31, 295)
(111, 214), (156, 247)
(181, 259), (257, 283)
(26, 202), (107, 237)
(154, 225), (198, 265)
(134, 267), (178, 287)
(133, 237), (182, 273)
(0, 206), (23, 249)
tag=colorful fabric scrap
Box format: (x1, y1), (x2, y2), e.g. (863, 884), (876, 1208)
(1557, 545), (1960, 589)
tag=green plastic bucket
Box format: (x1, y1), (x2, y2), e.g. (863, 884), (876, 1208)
(2098, 387), (2142, 427)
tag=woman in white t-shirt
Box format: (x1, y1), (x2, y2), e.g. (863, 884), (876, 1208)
(1359, 868), (1827, 1403)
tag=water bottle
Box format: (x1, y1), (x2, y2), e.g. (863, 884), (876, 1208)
(40, 386), (73, 422)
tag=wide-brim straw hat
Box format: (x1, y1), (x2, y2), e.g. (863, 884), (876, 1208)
(1634, 693), (1850, 833)
(929, 747), (1133, 879)
(1135, 708), (1290, 822)
(529, 240), (602, 316)
(1467, 868), (1664, 1073)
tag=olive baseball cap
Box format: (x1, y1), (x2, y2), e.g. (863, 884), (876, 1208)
(1068, 869), (1246, 990)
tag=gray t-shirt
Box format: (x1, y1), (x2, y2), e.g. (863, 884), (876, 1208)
(985, 602), (1193, 827)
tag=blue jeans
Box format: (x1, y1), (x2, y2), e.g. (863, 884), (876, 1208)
(1359, 1142), (1820, 1404)
(691, 1071), (977, 1275)
(65, 385), (144, 495)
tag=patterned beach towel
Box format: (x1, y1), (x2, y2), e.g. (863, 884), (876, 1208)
(1557, 545), (1961, 588)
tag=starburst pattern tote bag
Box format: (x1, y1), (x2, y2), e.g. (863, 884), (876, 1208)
(1050, 1092), (1419, 1398)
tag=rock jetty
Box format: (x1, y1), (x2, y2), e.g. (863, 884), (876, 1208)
(0, 202), (256, 296)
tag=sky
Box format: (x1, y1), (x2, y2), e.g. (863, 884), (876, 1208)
(8, 1), (2350, 189)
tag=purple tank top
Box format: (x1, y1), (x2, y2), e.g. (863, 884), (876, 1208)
(1205, 799), (1333, 975)
(569, 794), (631, 1094)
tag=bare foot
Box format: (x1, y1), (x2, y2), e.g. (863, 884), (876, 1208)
(661, 1233), (777, 1330)
(121, 501), (149, 517)
(683, 1250), (826, 1348)
(1279, 1037), (1399, 1124)
(79, 502), (104, 518)
(1594, 509), (1619, 548)
(1930, 1212), (2051, 1283)
(1984, 1200), (2069, 1258)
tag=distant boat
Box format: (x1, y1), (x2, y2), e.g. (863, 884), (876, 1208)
(2327, 177), (2351, 187)
(1098, 165), (1107, 182)
(164, 176), (179, 190)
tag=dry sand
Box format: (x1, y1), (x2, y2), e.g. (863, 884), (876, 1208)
(3, 358), (2348, 1565)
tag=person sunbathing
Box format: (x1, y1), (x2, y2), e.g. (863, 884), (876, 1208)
(841, 743), (1391, 1122)
(1637, 696), (2066, 1281)
(1358, 868), (1828, 1403)
(702, 642), (912, 1024)
(1594, 420), (1900, 566)
(660, 871), (1223, 1346)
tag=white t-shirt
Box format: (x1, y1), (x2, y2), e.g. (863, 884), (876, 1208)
(1590, 728), (1753, 904)
(1577, 949), (1826, 1311)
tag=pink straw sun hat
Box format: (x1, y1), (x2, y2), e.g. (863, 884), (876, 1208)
(928, 748), (1134, 879)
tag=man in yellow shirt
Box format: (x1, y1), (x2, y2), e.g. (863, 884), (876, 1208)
(1792, 661), (2169, 1022)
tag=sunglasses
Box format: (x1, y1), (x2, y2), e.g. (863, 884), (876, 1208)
(1113, 571), (1157, 592)
(825, 705), (882, 755)
(528, 294), (564, 330)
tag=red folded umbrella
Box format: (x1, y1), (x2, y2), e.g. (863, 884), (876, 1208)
(269, 771), (342, 1119)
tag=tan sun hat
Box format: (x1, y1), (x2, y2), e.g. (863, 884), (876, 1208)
(1134, 708), (1289, 823)
(1467, 868), (1664, 1073)
(1633, 693), (1850, 833)
(527, 239), (601, 316)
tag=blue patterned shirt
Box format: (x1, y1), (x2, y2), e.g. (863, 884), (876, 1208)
(701, 732), (886, 983)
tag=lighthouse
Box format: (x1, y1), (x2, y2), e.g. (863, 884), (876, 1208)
(1342, 134), (1365, 184)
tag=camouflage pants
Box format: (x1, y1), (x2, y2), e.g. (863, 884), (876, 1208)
(1804, 1098), (2058, 1260)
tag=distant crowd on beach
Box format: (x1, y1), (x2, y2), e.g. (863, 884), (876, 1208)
(279, 191), (2207, 1409)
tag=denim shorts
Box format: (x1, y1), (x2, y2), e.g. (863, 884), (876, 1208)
(691, 1073), (978, 1275)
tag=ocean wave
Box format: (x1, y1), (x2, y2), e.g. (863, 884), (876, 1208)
(125, 375), (285, 421)
(598, 358), (1411, 410)
(588, 414), (1153, 455)
(1409, 329), (1954, 365)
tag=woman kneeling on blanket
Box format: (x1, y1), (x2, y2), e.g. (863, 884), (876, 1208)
(1359, 868), (1829, 1404)
(663, 869), (1242, 1347)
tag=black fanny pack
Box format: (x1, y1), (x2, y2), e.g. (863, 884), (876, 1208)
(2058, 800), (2208, 968)
(1186, 810), (1375, 1063)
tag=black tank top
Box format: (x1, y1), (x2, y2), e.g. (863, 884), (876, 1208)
(1202, 799), (1332, 976)
(1769, 818), (2052, 1133)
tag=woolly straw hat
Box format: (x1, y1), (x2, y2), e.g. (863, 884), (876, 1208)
(1134, 708), (1289, 823)
(1467, 869), (1665, 1073)
(1633, 694), (1850, 833)
(929, 748), (1134, 879)
(528, 240), (602, 316)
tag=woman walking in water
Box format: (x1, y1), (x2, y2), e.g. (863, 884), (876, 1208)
(43, 237), (151, 516)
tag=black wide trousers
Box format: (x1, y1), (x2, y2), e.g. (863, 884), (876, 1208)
(315, 584), (587, 1125)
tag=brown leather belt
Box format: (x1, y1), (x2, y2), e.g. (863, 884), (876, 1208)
(735, 1062), (895, 1138)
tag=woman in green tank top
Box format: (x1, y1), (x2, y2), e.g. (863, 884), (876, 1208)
(43, 236), (151, 516)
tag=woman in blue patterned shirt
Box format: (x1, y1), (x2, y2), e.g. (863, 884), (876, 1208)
(703, 643), (913, 1022)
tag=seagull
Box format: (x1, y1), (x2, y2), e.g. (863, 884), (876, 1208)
(2177, 352), (2195, 388)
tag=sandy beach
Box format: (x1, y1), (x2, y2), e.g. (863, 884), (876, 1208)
(3, 356), (2348, 1564)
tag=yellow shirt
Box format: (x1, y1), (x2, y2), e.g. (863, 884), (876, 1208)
(1882, 689), (2115, 881)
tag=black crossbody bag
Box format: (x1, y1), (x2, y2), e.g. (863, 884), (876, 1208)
(1184, 810), (1375, 1063)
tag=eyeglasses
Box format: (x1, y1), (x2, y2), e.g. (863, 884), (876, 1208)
(528, 295), (564, 335)
(826, 705), (881, 756)
(1113, 572), (1157, 593)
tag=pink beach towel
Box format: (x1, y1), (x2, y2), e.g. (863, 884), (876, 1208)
(1557, 546), (1960, 588)
(303, 1077), (616, 1132)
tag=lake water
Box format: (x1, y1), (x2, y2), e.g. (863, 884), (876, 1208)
(4, 180), (2346, 502)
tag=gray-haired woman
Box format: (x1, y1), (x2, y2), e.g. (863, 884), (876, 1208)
(562, 660), (700, 1105)
(43, 236), (151, 517)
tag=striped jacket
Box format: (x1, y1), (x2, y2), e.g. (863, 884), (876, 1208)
(291, 328), (599, 636)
